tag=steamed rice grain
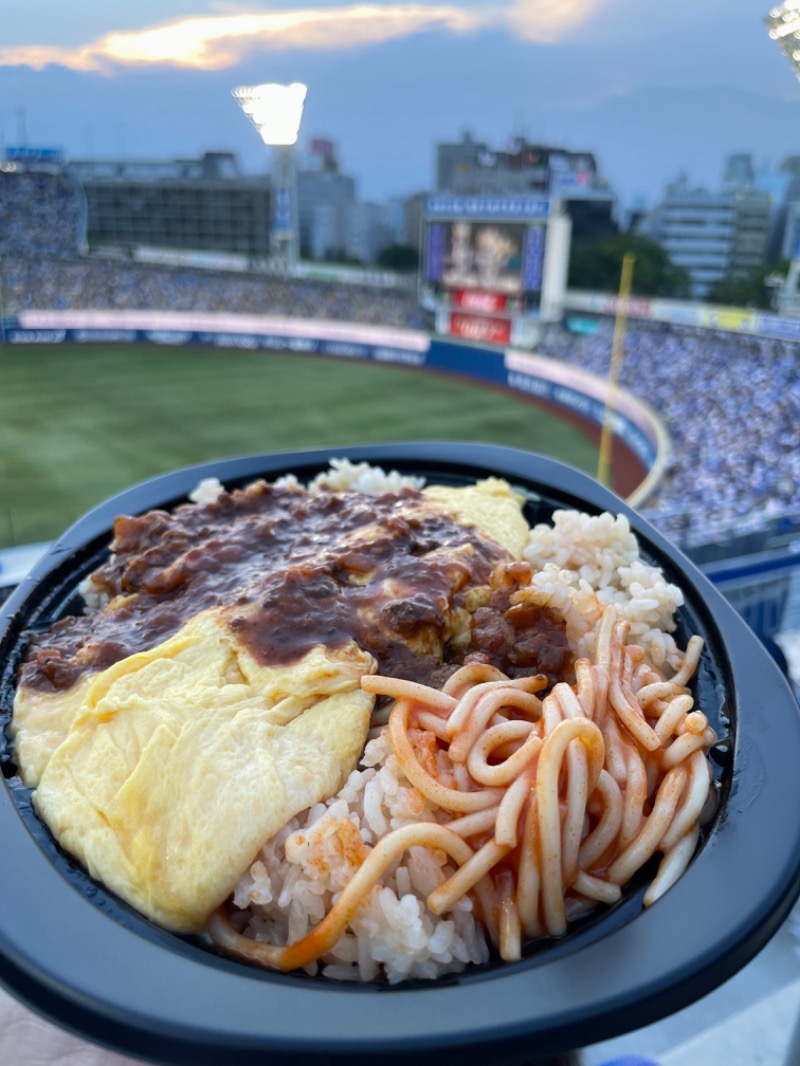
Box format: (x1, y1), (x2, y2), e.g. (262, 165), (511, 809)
(309, 458), (425, 494)
(231, 732), (490, 984)
(523, 509), (684, 668)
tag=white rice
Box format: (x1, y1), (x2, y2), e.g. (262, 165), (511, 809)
(189, 461), (423, 501)
(231, 732), (490, 984)
(275, 459), (423, 494)
(79, 574), (109, 610)
(522, 509), (684, 671)
(188, 476), (226, 505)
(308, 457), (425, 494)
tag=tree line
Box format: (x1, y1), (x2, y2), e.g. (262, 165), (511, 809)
(568, 233), (788, 309)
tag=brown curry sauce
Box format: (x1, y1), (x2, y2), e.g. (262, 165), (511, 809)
(20, 481), (571, 693)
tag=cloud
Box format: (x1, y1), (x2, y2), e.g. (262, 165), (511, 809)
(509, 0), (611, 42)
(0, 7), (479, 71)
(0, 1), (608, 72)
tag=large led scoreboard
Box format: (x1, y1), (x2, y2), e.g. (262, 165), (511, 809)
(420, 196), (571, 348)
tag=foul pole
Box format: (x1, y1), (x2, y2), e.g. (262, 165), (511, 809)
(597, 252), (635, 488)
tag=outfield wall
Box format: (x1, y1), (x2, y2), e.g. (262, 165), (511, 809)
(1, 309), (668, 504)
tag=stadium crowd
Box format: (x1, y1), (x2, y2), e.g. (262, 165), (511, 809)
(2, 254), (422, 328)
(0, 169), (85, 257)
(0, 168), (420, 327)
(3, 165), (799, 550)
(538, 321), (800, 548)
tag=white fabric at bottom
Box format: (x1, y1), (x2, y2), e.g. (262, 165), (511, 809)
(0, 987), (147, 1066)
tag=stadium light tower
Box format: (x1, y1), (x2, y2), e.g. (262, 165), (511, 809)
(765, 2), (800, 78)
(765, 5), (800, 312)
(232, 82), (307, 271)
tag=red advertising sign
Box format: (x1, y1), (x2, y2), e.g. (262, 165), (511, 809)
(452, 289), (508, 313)
(449, 312), (511, 345)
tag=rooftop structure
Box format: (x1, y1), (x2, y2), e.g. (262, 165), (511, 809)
(435, 131), (618, 241)
(69, 153), (243, 183)
(69, 152), (271, 259)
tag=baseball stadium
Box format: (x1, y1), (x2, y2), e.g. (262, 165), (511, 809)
(1, 158), (798, 658)
(3, 125), (800, 1066)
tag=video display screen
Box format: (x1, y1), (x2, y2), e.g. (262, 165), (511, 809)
(425, 220), (545, 296)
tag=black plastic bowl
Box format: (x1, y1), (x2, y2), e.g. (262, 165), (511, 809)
(1, 442), (799, 1066)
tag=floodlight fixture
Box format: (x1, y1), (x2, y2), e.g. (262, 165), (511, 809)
(232, 83), (307, 147)
(765, 2), (800, 79)
(232, 82), (308, 270)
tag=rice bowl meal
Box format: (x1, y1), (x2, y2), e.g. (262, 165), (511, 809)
(10, 458), (718, 985)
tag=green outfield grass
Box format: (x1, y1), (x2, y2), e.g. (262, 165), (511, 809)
(0, 344), (599, 548)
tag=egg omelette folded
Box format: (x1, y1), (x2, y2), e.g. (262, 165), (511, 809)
(11, 477), (530, 933)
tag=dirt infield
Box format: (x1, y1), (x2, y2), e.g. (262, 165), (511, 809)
(522, 395), (647, 500)
(428, 366), (649, 502)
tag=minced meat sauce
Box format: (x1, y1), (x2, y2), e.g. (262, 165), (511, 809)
(19, 481), (571, 693)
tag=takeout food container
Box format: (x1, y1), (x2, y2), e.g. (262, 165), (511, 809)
(1, 442), (799, 1066)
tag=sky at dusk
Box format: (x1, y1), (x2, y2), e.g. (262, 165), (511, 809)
(1, 0), (798, 209)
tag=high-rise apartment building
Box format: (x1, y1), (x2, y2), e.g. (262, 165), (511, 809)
(295, 169), (356, 259)
(723, 153), (756, 189)
(343, 202), (398, 264)
(641, 178), (772, 298)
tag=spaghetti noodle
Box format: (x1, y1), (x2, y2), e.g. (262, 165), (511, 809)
(208, 604), (715, 970)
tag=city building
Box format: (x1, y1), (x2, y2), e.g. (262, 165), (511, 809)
(723, 153), (757, 189)
(295, 140), (406, 264)
(68, 140), (405, 268)
(69, 152), (272, 259)
(762, 156), (800, 264)
(434, 131), (618, 241)
(721, 151), (797, 263)
(402, 192), (428, 253)
(640, 177), (772, 298)
(729, 191), (774, 277)
(296, 168), (356, 259)
(779, 198), (800, 260)
(343, 202), (401, 264)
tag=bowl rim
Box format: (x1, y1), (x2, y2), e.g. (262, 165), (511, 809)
(2, 440), (800, 1066)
